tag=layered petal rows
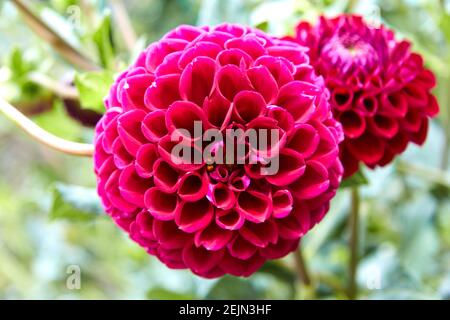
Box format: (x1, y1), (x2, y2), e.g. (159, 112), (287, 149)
(287, 15), (439, 177)
(94, 23), (343, 278)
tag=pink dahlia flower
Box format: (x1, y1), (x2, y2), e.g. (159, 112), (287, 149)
(287, 15), (439, 178)
(94, 23), (343, 278)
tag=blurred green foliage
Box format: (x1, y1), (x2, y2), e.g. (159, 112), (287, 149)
(0, 0), (449, 300)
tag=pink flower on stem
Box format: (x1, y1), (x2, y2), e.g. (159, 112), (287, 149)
(94, 23), (343, 278)
(287, 15), (439, 178)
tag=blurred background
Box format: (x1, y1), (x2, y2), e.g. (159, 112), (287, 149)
(0, 0), (449, 299)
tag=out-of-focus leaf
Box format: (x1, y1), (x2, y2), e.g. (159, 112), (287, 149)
(75, 70), (113, 113)
(205, 276), (262, 300)
(33, 99), (82, 140)
(50, 183), (104, 221)
(397, 195), (439, 279)
(258, 260), (296, 285)
(146, 287), (196, 300)
(92, 12), (115, 70)
(439, 274), (450, 300)
(340, 169), (368, 188)
(254, 20), (269, 32)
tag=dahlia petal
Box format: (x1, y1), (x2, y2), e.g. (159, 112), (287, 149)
(145, 39), (188, 72)
(227, 235), (257, 260)
(290, 161), (330, 200)
(215, 64), (253, 101)
(216, 209), (245, 230)
(331, 88), (353, 111)
(194, 31), (233, 47)
(214, 23), (246, 37)
(179, 56), (217, 106)
(277, 81), (317, 122)
(220, 252), (265, 277)
(379, 92), (408, 118)
(176, 198), (214, 233)
(368, 115), (399, 139)
(266, 148), (306, 186)
(255, 56), (294, 87)
(166, 25), (205, 41)
(267, 106), (295, 134)
(141, 110), (168, 143)
(102, 116), (119, 153)
(287, 124), (320, 159)
(155, 51), (182, 76)
(153, 219), (191, 249)
(247, 66), (278, 104)
(267, 45), (308, 65)
(347, 133), (385, 165)
(236, 190), (272, 223)
(277, 204), (311, 240)
(165, 101), (209, 138)
(153, 159), (181, 193)
(119, 164), (152, 207)
(208, 183), (236, 210)
(311, 122), (341, 167)
(232, 90), (266, 123)
(194, 223), (234, 251)
(105, 170), (137, 212)
(111, 138), (133, 169)
(240, 220), (278, 248)
(411, 118), (429, 146)
(338, 110), (366, 139)
(225, 35), (267, 59)
(144, 187), (178, 220)
(120, 74), (155, 111)
(217, 48), (253, 68)
(272, 189), (294, 218)
(135, 210), (156, 240)
(426, 94), (439, 117)
(402, 109), (424, 133)
(157, 135), (204, 171)
(357, 95), (378, 116)
(144, 74), (181, 110)
(178, 171), (209, 202)
(203, 92), (233, 129)
(117, 110), (148, 156)
(228, 171), (251, 192)
(389, 131), (409, 154)
(182, 243), (224, 274)
(259, 238), (298, 260)
(178, 41), (222, 69)
(157, 247), (186, 269)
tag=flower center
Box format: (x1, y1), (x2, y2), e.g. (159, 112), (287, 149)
(321, 33), (379, 74)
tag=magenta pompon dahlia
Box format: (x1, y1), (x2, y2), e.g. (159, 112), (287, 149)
(287, 15), (439, 178)
(94, 23), (343, 278)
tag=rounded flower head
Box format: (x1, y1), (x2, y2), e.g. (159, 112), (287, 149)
(288, 15), (439, 177)
(94, 23), (343, 278)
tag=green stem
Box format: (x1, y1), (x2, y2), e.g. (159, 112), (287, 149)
(0, 97), (94, 157)
(293, 243), (312, 287)
(109, 0), (137, 53)
(11, 0), (99, 71)
(348, 187), (360, 300)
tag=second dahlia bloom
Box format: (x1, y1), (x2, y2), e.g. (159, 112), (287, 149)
(94, 23), (343, 278)
(287, 15), (439, 177)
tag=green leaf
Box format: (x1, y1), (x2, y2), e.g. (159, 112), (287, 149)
(254, 21), (269, 32)
(50, 183), (104, 221)
(258, 260), (296, 286)
(75, 70), (114, 113)
(92, 11), (116, 70)
(205, 276), (262, 300)
(340, 169), (369, 188)
(146, 287), (196, 300)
